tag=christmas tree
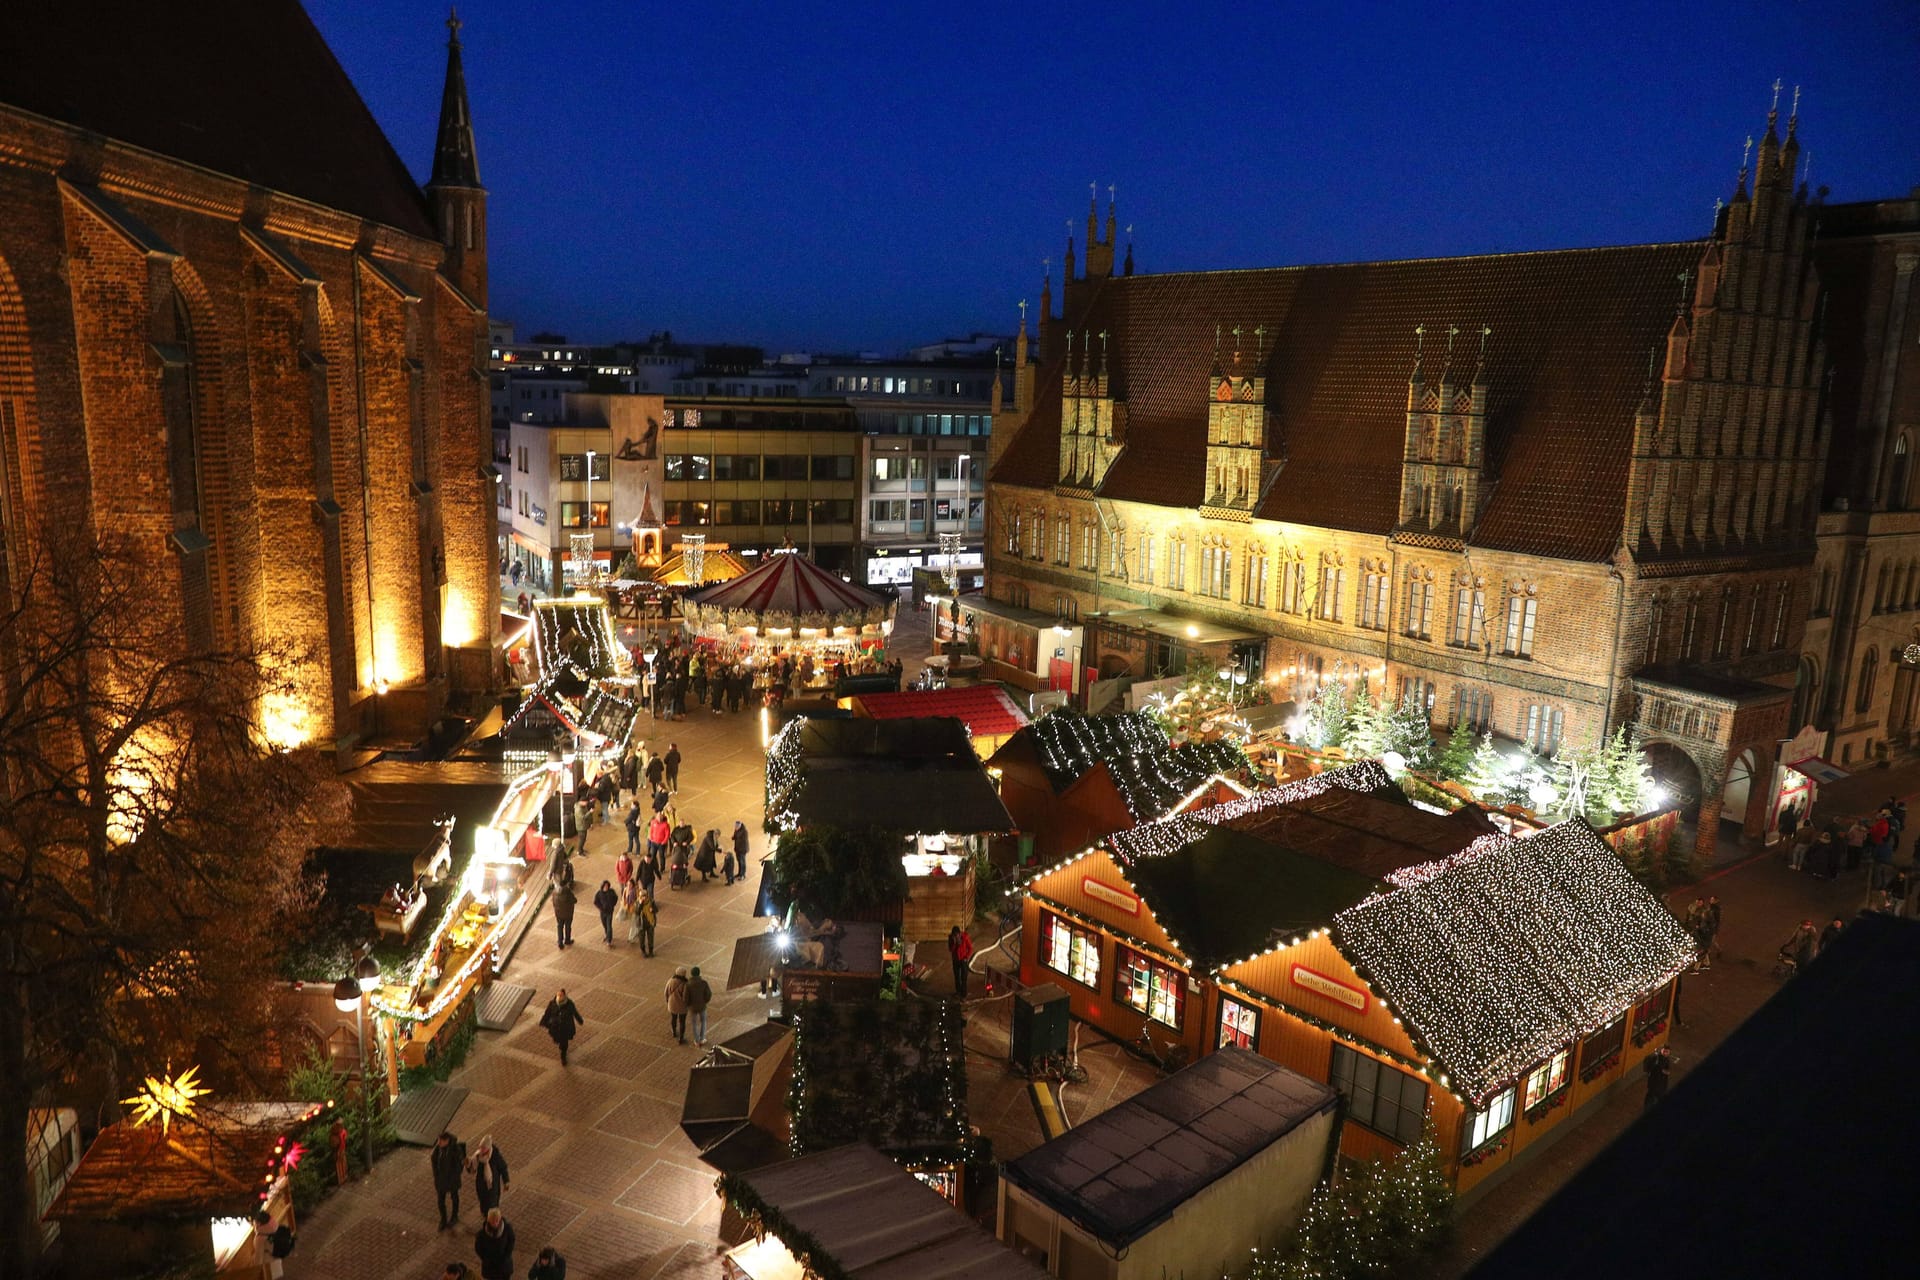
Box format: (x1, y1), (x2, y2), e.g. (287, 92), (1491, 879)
(1381, 693), (1437, 771)
(1433, 717), (1476, 782)
(1464, 730), (1506, 801)
(1303, 679), (1351, 751)
(1239, 1121), (1453, 1279)
(1344, 684), (1384, 758)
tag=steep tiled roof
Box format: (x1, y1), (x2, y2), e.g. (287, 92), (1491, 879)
(1333, 820), (1696, 1104)
(0, 0), (439, 240)
(995, 242), (1705, 561)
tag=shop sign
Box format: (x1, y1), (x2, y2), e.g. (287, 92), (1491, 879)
(1291, 963), (1368, 1014)
(1779, 722), (1827, 767)
(530, 504), (548, 526)
(1081, 876), (1141, 916)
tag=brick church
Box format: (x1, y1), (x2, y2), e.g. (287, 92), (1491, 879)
(0, 0), (499, 746)
(986, 100), (1917, 859)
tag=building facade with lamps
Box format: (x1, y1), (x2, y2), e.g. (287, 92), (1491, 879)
(0, 1), (502, 746)
(987, 118), (1846, 860)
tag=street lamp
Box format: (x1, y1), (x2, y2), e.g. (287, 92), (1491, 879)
(333, 959), (380, 1173)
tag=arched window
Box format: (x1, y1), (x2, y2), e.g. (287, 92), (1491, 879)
(1646, 593), (1666, 666)
(1791, 656), (1819, 730)
(1876, 563), (1892, 612)
(1857, 648), (1880, 714)
(158, 289), (214, 651)
(1890, 435), (1911, 511)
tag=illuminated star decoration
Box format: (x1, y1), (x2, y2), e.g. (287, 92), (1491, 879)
(122, 1063), (209, 1136)
(279, 1140), (307, 1173)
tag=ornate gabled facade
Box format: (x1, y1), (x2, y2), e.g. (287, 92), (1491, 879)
(986, 103), (1857, 860)
(0, 0), (500, 746)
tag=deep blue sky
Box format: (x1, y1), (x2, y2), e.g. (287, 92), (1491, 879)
(306, 0), (1917, 353)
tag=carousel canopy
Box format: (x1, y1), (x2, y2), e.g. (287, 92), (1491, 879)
(652, 545), (749, 589)
(682, 551), (895, 635)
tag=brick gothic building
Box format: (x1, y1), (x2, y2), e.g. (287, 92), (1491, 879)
(987, 107), (1832, 858)
(0, 1), (499, 746)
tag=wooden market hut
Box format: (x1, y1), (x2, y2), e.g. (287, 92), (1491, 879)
(1019, 761), (1696, 1196)
(998, 1048), (1340, 1279)
(45, 1101), (326, 1277)
(988, 710), (1254, 864)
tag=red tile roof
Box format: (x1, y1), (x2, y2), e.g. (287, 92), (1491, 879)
(993, 242), (1706, 561)
(0, 0), (440, 241)
(855, 685), (1029, 739)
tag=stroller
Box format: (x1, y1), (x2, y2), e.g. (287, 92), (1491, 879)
(669, 824), (695, 889)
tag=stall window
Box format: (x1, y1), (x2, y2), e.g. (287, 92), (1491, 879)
(1328, 1044), (1428, 1146)
(1632, 982), (1673, 1038)
(1522, 1049), (1570, 1110)
(1464, 1086), (1516, 1152)
(1114, 945), (1185, 1030)
(1037, 911), (1100, 988)
(1580, 1016), (1627, 1079)
(1218, 996), (1260, 1051)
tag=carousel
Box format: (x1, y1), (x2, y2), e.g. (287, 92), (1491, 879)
(679, 549), (897, 680)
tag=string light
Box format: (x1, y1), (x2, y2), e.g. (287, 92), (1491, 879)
(1028, 711), (1254, 823)
(1107, 759), (1395, 865)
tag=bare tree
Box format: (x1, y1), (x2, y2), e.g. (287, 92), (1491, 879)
(0, 528), (336, 1278)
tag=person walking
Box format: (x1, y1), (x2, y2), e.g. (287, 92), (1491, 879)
(665, 743), (682, 792)
(694, 829), (720, 882)
(474, 1208), (516, 1280)
(254, 1208), (294, 1280)
(665, 966), (691, 1043)
(615, 848), (635, 894)
(1819, 915), (1846, 955)
(468, 1136), (509, 1214)
(948, 924), (974, 997)
(1789, 820), (1816, 871)
(686, 965), (713, 1044)
(432, 1130), (467, 1229)
(332, 1115), (350, 1186)
(1782, 919), (1818, 974)
(624, 801), (642, 856)
(1683, 898), (1710, 971)
(647, 813), (670, 873)
(646, 751), (666, 794)
(730, 821), (751, 886)
(527, 1246), (568, 1280)
(1702, 895), (1722, 966)
(1777, 800), (1801, 846)
(593, 880), (619, 945)
(635, 892), (658, 957)
(552, 878), (577, 949)
(634, 846), (657, 899)
(1818, 829), (1842, 880)
(540, 989), (584, 1065)
(1641, 1045), (1673, 1109)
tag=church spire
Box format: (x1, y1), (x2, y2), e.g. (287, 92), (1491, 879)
(429, 9), (481, 190)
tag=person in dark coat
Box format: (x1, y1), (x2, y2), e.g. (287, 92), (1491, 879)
(1819, 916), (1846, 955)
(527, 1246), (568, 1280)
(431, 1131), (467, 1229)
(624, 801), (642, 855)
(541, 989), (584, 1065)
(694, 830), (720, 881)
(552, 879), (577, 949)
(473, 1208), (516, 1280)
(593, 881), (619, 945)
(634, 848), (657, 898)
(664, 743), (682, 791)
(646, 753), (665, 792)
(468, 1137), (509, 1213)
(948, 925), (974, 997)
(1641, 1046), (1673, 1109)
(730, 821), (751, 885)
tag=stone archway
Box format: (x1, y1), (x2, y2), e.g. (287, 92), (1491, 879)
(1641, 740), (1705, 818)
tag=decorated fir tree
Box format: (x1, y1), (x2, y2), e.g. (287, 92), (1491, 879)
(1464, 730), (1506, 801)
(1374, 1118), (1455, 1257)
(1601, 726), (1658, 815)
(1382, 693), (1437, 771)
(1344, 684), (1385, 758)
(1304, 679), (1351, 751)
(1433, 718), (1476, 782)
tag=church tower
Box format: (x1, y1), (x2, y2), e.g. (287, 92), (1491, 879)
(426, 9), (487, 304)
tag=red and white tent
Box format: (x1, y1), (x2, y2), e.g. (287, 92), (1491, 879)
(680, 551), (896, 637)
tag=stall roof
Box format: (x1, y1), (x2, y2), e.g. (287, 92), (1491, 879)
(1001, 710), (1252, 819)
(1002, 1048), (1337, 1249)
(1094, 607), (1268, 645)
(1106, 759), (1402, 866)
(326, 760), (515, 861)
(854, 686), (1029, 740)
(1334, 820), (1698, 1104)
(957, 593), (1061, 629)
(47, 1102), (319, 1221)
(728, 1145), (1049, 1279)
(776, 717), (1015, 834)
(1224, 786), (1496, 880)
(1471, 915), (1920, 1280)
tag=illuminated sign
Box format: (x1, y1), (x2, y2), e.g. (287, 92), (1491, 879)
(1081, 877), (1141, 916)
(1291, 963), (1368, 1014)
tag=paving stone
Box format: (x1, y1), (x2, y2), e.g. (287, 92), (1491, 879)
(575, 1032), (667, 1082)
(594, 1091), (684, 1147)
(451, 1047), (547, 1101)
(492, 1185), (583, 1251)
(526, 1128), (649, 1200)
(470, 1110), (565, 1171)
(308, 1212), (437, 1280)
(616, 1160), (722, 1226)
(570, 985), (643, 1026)
(551, 1207), (683, 1280)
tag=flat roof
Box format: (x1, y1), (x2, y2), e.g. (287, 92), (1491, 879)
(781, 717), (1014, 833)
(1001, 1047), (1337, 1248)
(1093, 607), (1267, 645)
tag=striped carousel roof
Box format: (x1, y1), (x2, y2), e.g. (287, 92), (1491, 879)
(687, 551), (884, 618)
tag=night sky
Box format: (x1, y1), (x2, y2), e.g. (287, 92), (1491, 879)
(305, 0), (1918, 354)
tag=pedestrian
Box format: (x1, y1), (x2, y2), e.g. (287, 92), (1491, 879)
(948, 924), (974, 997)
(1778, 799), (1800, 845)
(540, 988), (584, 1065)
(1789, 821), (1815, 871)
(621, 749), (639, 799)
(694, 829), (720, 882)
(635, 846), (657, 898)
(646, 752), (665, 793)
(636, 891), (658, 957)
(665, 743), (682, 791)
(686, 964), (713, 1043)
(441, 1264), (470, 1280)
(665, 966), (691, 1043)
(615, 848), (635, 894)
(624, 802), (642, 855)
(573, 793), (593, 839)
(1702, 895), (1721, 964)
(596, 772), (615, 824)
(1683, 898), (1710, 971)
(474, 1208), (517, 1280)
(1819, 915), (1846, 955)
(527, 1245), (568, 1280)
(593, 880), (619, 945)
(1782, 919), (1817, 974)
(1885, 867), (1911, 917)
(552, 878), (577, 949)
(730, 821), (751, 885)
(332, 1115), (351, 1186)
(254, 1208), (294, 1279)
(1819, 830), (1841, 879)
(1641, 1045), (1673, 1109)
(468, 1135), (509, 1214)
(432, 1130), (467, 1229)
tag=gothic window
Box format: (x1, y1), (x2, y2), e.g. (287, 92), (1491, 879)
(1451, 574), (1486, 648)
(1027, 509), (1045, 560)
(1646, 594), (1667, 666)
(1502, 585), (1537, 658)
(1139, 534), (1155, 585)
(1053, 516), (1071, 565)
(1815, 567), (1833, 616)
(1397, 676), (1436, 718)
(1713, 586), (1736, 659)
(1452, 685), (1493, 731)
(1168, 534), (1188, 591)
(1200, 541), (1233, 599)
(1108, 528), (1128, 577)
(1359, 561), (1390, 631)
(1080, 519), (1099, 571)
(158, 289), (214, 651)
(1680, 592), (1701, 660)
(1404, 567), (1434, 639)
(1877, 562), (1892, 613)
(1743, 583), (1764, 655)
(1771, 582), (1791, 650)
(1523, 704), (1565, 754)
(1317, 555), (1345, 622)
(1891, 435), (1911, 511)
(1005, 511), (1021, 555)
(1245, 546), (1270, 607)
(1279, 554), (1305, 614)
(1857, 648), (1880, 714)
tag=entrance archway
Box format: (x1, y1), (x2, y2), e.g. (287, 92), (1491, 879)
(1641, 741), (1705, 820)
(1721, 748), (1757, 828)
(1790, 656), (1819, 733)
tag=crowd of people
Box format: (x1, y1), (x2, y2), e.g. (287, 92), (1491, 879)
(1778, 796), (1913, 912)
(636, 635), (901, 720)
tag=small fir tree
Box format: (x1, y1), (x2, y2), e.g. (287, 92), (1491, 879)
(1464, 730), (1506, 801)
(1304, 679), (1351, 751)
(1433, 717), (1476, 782)
(1374, 1118), (1455, 1256)
(1344, 684), (1385, 758)
(1382, 693), (1437, 771)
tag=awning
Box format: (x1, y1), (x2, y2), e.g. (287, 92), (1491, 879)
(1787, 757), (1850, 785)
(511, 531), (549, 556)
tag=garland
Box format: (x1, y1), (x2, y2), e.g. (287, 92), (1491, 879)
(1460, 1133), (1509, 1168)
(1579, 1045), (1622, 1083)
(1523, 1082), (1571, 1124)
(1631, 1013), (1669, 1048)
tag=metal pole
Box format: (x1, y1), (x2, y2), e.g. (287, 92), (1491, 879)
(357, 1003), (373, 1170)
